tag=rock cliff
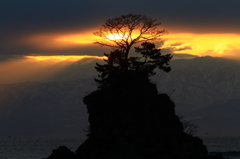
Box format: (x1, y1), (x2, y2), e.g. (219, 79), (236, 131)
(75, 79), (209, 159)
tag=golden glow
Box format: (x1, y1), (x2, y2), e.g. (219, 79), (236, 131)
(17, 30), (240, 58)
(214, 43), (229, 54)
(105, 31), (139, 41)
(162, 33), (240, 57)
(19, 31), (100, 51)
(0, 55), (106, 84)
(25, 55), (105, 61)
(3, 31), (240, 84)
(56, 34), (98, 44)
(0, 58), (65, 83)
(106, 33), (126, 40)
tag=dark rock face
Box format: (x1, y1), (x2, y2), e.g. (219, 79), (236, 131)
(46, 146), (76, 159)
(75, 80), (209, 159)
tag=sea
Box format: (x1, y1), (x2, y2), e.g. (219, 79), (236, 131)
(0, 134), (239, 159)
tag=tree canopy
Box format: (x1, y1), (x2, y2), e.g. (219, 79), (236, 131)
(94, 14), (166, 60)
(94, 14), (172, 88)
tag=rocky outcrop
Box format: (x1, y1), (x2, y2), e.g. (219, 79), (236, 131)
(46, 146), (76, 159)
(75, 80), (209, 159)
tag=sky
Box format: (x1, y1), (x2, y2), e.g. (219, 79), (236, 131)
(1, 0), (240, 83)
(1, 0), (240, 137)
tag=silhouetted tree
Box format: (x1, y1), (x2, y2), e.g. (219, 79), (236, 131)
(94, 14), (172, 88)
(95, 42), (172, 88)
(94, 14), (166, 70)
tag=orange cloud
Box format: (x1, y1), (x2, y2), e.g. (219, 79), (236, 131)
(19, 33), (94, 50)
(55, 33), (101, 44)
(213, 42), (240, 55)
(14, 30), (240, 59)
(18, 29), (159, 51)
(0, 58), (62, 83)
(25, 55), (105, 61)
(0, 55), (105, 84)
(162, 33), (240, 57)
(17, 29), (103, 52)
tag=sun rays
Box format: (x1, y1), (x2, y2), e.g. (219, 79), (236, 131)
(25, 55), (105, 61)
(0, 55), (105, 84)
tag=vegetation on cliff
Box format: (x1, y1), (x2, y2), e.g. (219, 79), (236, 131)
(46, 14), (224, 159)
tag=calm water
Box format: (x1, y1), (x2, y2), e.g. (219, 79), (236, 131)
(198, 134), (240, 159)
(0, 136), (87, 159)
(0, 135), (239, 159)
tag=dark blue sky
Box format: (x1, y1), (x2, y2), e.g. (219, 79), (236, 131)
(1, 0), (240, 56)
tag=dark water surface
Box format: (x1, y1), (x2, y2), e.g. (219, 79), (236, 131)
(0, 135), (239, 159)
(0, 136), (86, 159)
(198, 134), (240, 159)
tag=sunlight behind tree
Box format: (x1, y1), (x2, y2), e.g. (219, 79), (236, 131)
(93, 14), (172, 88)
(94, 14), (166, 60)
